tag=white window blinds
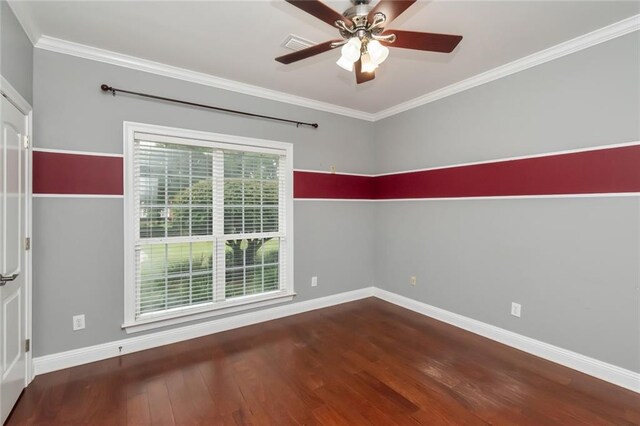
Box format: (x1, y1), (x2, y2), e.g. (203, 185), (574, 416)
(129, 131), (290, 323)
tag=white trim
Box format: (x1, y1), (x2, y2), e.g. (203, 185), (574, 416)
(373, 141), (640, 177)
(374, 193), (640, 202)
(35, 36), (374, 122)
(125, 121), (294, 152)
(29, 16), (639, 121)
(373, 15), (640, 120)
(373, 288), (640, 393)
(31, 286), (639, 394)
(293, 168), (374, 177)
(123, 124), (136, 328)
(294, 194), (640, 202)
(122, 121), (295, 331)
(295, 198), (376, 202)
(25, 111), (34, 385)
(34, 193), (638, 202)
(0, 76), (32, 115)
(32, 194), (124, 199)
(1, 78), (35, 389)
(32, 148), (123, 158)
(33, 287), (375, 375)
(134, 132), (286, 155)
(32, 193), (640, 203)
(123, 293), (296, 333)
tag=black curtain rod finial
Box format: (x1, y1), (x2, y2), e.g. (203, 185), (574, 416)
(101, 84), (116, 96)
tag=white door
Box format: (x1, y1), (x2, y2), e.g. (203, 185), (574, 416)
(0, 94), (28, 424)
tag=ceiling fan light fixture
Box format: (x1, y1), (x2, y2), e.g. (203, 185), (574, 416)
(360, 51), (377, 73)
(367, 39), (389, 65)
(336, 55), (355, 72)
(341, 37), (362, 62)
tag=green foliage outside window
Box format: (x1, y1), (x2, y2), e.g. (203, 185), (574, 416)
(138, 152), (280, 314)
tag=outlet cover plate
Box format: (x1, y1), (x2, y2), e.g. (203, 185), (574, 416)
(73, 314), (86, 331)
(511, 302), (522, 318)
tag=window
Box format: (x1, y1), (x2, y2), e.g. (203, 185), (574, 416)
(123, 123), (293, 332)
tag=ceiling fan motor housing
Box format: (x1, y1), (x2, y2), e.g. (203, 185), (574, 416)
(341, 2), (385, 43)
(343, 3), (373, 22)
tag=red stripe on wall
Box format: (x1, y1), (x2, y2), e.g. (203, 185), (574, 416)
(294, 171), (375, 199)
(33, 151), (124, 195)
(32, 145), (640, 199)
(374, 145), (640, 199)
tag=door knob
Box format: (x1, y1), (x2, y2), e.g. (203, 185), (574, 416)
(0, 273), (18, 286)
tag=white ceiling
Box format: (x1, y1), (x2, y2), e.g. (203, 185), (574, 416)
(9, 1), (640, 114)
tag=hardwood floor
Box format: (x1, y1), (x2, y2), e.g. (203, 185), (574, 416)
(7, 298), (640, 425)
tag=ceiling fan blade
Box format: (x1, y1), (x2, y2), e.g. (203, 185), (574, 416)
(384, 30), (463, 53)
(285, 0), (352, 28)
(368, 0), (416, 26)
(275, 40), (342, 64)
(355, 59), (375, 84)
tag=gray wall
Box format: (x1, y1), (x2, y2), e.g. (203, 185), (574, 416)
(32, 31), (640, 374)
(32, 49), (375, 356)
(1, 0), (33, 104)
(373, 32), (640, 372)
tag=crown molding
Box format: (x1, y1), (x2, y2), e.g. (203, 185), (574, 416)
(373, 14), (640, 121)
(35, 36), (376, 122)
(32, 14), (639, 122)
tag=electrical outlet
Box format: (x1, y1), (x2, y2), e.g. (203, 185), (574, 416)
(311, 276), (318, 287)
(511, 302), (522, 318)
(330, 165), (336, 174)
(410, 276), (417, 286)
(73, 314), (85, 331)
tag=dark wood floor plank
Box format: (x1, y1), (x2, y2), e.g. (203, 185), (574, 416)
(146, 378), (176, 426)
(51, 358), (127, 425)
(127, 392), (151, 425)
(12, 368), (71, 424)
(197, 360), (248, 417)
(369, 355), (490, 425)
(7, 298), (640, 425)
(313, 381), (397, 425)
(311, 404), (352, 425)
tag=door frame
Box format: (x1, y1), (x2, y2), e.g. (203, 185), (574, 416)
(0, 75), (33, 386)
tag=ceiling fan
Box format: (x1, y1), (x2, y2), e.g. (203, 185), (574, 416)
(276, 0), (463, 84)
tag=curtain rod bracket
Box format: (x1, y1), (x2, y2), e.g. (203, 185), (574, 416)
(100, 83), (318, 129)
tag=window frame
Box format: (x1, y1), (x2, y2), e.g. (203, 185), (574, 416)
(122, 122), (294, 333)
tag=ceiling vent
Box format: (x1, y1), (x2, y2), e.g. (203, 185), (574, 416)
(281, 34), (315, 51)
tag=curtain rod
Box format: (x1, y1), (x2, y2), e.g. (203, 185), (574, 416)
(100, 84), (319, 129)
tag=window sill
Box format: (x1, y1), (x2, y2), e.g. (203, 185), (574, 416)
(122, 291), (295, 334)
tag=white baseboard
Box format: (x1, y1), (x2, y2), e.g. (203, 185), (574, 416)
(33, 287), (375, 375)
(373, 288), (640, 393)
(33, 286), (639, 394)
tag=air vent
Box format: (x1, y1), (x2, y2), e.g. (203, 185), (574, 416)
(281, 34), (315, 51)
